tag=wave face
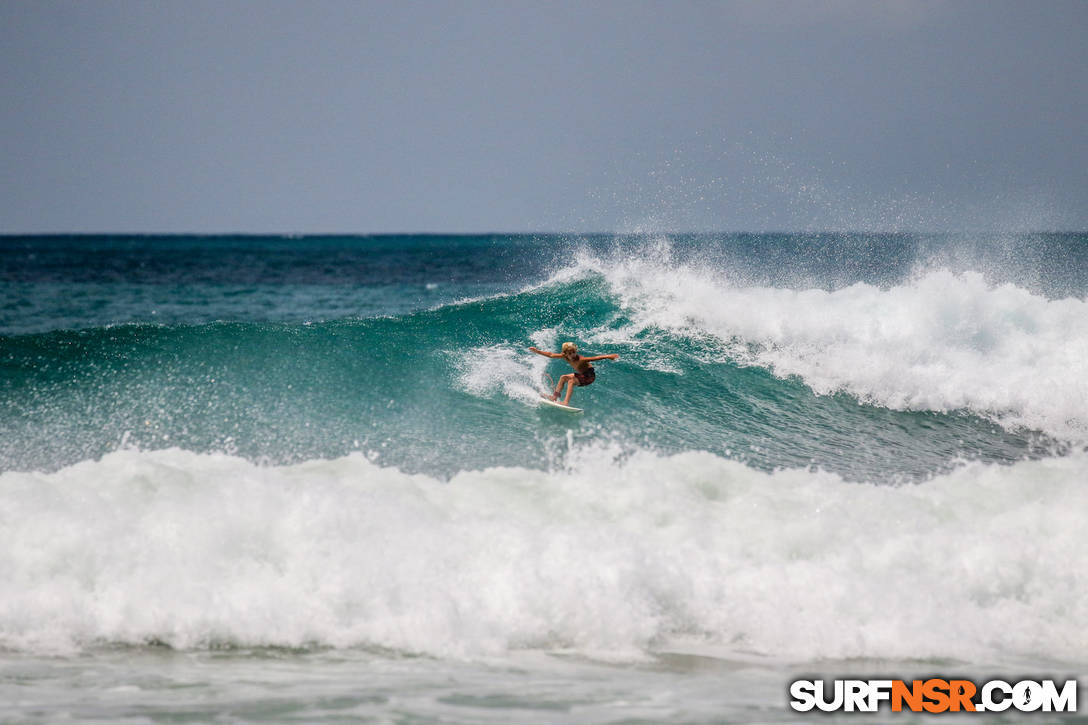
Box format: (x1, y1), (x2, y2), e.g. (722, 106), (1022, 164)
(3, 234), (1084, 479)
(2, 233), (1087, 659)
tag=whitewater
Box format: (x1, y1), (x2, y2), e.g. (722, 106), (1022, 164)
(4, 446), (1087, 662)
(1, 233), (1086, 722)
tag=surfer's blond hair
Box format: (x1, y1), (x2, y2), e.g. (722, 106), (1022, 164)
(561, 342), (578, 355)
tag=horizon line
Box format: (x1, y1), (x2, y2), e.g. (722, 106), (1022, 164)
(3, 229), (1087, 237)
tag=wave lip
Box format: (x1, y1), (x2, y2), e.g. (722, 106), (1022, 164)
(571, 246), (1088, 441)
(2, 446), (1085, 662)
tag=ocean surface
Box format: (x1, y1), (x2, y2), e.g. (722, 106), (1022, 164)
(1, 232), (1086, 722)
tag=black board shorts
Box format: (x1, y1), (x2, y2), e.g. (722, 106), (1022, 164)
(574, 367), (596, 386)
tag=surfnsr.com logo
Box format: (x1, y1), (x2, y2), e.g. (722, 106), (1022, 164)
(789, 678), (1079, 713)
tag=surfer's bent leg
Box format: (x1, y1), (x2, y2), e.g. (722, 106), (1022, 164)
(553, 373), (574, 401)
(561, 376), (577, 405)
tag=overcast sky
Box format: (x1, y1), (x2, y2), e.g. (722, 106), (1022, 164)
(2, 0), (1086, 233)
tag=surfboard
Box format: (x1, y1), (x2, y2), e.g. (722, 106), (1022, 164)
(539, 394), (583, 413)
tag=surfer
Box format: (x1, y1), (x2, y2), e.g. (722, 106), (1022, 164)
(529, 342), (619, 406)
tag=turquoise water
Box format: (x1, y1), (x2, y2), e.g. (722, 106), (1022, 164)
(3, 233), (1078, 477)
(2, 233), (1086, 721)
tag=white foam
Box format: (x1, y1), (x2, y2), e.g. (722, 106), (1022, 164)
(2, 446), (1085, 662)
(451, 328), (574, 405)
(560, 247), (1088, 441)
(451, 344), (549, 404)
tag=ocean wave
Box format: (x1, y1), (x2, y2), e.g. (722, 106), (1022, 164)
(2, 446), (1084, 661)
(1, 257), (1068, 479)
(543, 247), (1088, 441)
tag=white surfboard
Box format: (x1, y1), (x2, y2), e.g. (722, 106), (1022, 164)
(538, 394), (583, 413)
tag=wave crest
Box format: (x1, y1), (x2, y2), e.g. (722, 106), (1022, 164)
(553, 247), (1088, 440)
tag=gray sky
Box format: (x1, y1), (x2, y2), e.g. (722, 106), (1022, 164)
(2, 0), (1086, 233)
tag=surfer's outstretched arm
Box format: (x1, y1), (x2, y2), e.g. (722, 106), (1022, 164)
(580, 354), (620, 362)
(528, 346), (561, 358)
